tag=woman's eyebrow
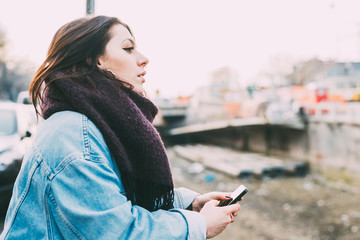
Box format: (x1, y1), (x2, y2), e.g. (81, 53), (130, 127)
(122, 38), (136, 47)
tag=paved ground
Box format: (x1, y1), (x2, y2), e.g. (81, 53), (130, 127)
(168, 146), (360, 240)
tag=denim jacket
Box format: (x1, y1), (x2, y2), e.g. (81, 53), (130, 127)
(0, 111), (206, 240)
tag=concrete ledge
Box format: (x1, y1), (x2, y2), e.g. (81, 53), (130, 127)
(172, 144), (309, 179)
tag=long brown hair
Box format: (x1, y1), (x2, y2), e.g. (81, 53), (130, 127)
(29, 15), (133, 116)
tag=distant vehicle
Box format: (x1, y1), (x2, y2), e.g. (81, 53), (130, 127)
(0, 102), (35, 216)
(16, 90), (32, 105)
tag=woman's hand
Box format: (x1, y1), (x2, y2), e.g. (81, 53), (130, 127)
(200, 200), (241, 239)
(191, 192), (232, 212)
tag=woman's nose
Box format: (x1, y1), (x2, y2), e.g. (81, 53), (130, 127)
(138, 52), (149, 67)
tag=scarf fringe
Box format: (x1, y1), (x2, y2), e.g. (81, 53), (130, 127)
(122, 172), (174, 211)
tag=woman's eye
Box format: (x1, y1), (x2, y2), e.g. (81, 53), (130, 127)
(123, 47), (134, 53)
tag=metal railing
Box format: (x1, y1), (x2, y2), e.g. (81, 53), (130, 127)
(303, 102), (360, 125)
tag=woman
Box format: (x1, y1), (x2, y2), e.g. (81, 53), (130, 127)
(0, 16), (241, 239)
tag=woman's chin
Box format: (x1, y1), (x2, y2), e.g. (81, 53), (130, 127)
(133, 86), (145, 95)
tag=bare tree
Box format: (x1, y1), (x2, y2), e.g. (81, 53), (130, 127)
(0, 27), (7, 99)
(0, 27), (6, 59)
(0, 26), (34, 101)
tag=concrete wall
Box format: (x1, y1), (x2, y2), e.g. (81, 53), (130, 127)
(168, 122), (360, 175)
(244, 122), (360, 174)
(306, 122), (360, 172)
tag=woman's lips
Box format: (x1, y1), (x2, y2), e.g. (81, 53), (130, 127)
(138, 71), (146, 83)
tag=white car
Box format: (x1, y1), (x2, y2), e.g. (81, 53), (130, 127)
(0, 101), (36, 215)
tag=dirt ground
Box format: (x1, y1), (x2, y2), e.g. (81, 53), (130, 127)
(167, 147), (360, 240)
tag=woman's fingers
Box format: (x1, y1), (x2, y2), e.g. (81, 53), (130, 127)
(207, 199), (220, 207)
(206, 192), (233, 200)
(226, 202), (241, 214)
(200, 200), (242, 238)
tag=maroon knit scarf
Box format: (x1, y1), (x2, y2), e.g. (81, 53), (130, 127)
(41, 70), (174, 211)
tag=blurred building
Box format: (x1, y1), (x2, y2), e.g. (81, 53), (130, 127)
(290, 59), (360, 102)
(186, 67), (252, 123)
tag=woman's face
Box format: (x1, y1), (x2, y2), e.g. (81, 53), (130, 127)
(98, 24), (149, 94)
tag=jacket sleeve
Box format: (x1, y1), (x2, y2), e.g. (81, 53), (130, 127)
(47, 156), (207, 240)
(174, 187), (200, 209)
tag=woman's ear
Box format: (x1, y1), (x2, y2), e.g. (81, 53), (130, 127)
(97, 59), (103, 68)
(97, 57), (107, 69)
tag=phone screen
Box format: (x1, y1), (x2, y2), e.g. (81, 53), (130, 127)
(219, 185), (248, 206)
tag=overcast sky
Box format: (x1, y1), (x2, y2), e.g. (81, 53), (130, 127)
(1, 0), (360, 97)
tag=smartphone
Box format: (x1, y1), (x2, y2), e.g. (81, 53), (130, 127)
(218, 184), (248, 207)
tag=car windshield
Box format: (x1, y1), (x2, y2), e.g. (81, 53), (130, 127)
(0, 110), (17, 135)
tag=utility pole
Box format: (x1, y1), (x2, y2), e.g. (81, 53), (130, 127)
(358, 23), (360, 61)
(86, 0), (95, 16)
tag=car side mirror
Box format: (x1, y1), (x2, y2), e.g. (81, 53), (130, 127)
(21, 131), (32, 139)
(25, 131), (32, 138)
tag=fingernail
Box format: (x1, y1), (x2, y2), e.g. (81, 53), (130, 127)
(225, 196), (232, 199)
